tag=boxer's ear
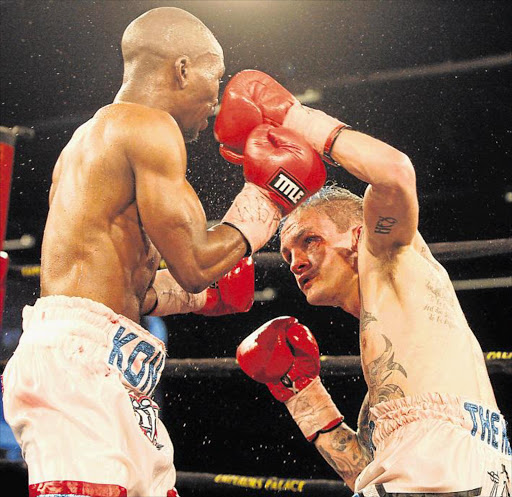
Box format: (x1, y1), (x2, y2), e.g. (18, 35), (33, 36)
(351, 225), (363, 252)
(175, 56), (190, 89)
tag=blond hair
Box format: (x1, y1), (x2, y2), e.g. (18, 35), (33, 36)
(282, 184), (363, 234)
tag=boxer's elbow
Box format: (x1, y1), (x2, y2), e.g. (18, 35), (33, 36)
(372, 153), (415, 196)
(386, 153), (416, 191)
(176, 274), (210, 294)
(170, 266), (210, 294)
(180, 282), (206, 295)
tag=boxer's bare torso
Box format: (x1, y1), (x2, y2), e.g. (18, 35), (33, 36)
(282, 218), (499, 488)
(41, 103), (180, 322)
(280, 129), (500, 488)
(358, 230), (498, 416)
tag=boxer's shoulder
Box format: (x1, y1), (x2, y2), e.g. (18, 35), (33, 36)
(91, 103), (186, 170)
(95, 102), (180, 135)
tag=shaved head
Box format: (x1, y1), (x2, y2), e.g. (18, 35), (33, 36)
(117, 7), (225, 142)
(122, 7), (222, 68)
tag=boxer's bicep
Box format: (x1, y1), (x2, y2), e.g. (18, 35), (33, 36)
(362, 168), (418, 256)
(330, 128), (418, 254)
(134, 157), (209, 291)
(131, 119), (245, 293)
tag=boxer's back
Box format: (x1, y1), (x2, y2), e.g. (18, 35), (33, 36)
(358, 231), (497, 412)
(41, 104), (160, 322)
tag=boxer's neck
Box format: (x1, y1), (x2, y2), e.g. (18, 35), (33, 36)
(114, 77), (176, 115)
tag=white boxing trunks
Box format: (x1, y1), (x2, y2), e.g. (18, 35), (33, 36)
(1, 296), (177, 497)
(355, 392), (511, 496)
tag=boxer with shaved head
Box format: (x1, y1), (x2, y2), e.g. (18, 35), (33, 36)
(2, 10), (326, 497)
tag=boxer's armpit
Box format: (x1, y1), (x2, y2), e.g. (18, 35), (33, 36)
(314, 422), (372, 491)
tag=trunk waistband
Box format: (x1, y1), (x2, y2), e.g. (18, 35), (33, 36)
(22, 296), (167, 397)
(370, 392), (510, 456)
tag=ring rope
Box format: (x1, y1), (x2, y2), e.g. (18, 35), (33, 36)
(1, 353), (510, 376)
(254, 238), (512, 267)
(0, 460), (352, 496)
(177, 471), (350, 495)
(6, 238), (512, 279)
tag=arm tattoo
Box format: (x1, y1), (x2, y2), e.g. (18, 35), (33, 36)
(356, 398), (372, 453)
(374, 216), (397, 235)
(315, 425), (372, 488)
(360, 296), (377, 332)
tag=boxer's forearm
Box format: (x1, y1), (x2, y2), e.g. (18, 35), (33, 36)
(330, 129), (414, 188)
(165, 223), (248, 294)
(314, 422), (372, 491)
(145, 269), (207, 317)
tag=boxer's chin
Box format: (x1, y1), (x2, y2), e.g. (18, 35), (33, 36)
(304, 283), (333, 307)
(304, 286), (322, 306)
(182, 128), (200, 144)
(305, 293), (323, 306)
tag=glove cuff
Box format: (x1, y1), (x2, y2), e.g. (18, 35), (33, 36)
(283, 102), (350, 162)
(219, 144), (245, 165)
(284, 377), (344, 442)
(151, 270), (207, 316)
(222, 182), (282, 254)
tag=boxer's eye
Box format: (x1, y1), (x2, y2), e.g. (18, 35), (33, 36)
(280, 250), (291, 265)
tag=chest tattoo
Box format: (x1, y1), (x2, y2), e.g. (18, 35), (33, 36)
(423, 278), (457, 330)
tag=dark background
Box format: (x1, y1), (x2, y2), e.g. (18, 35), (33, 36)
(1, 0), (511, 487)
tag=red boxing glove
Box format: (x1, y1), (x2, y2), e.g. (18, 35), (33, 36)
(237, 316), (343, 441)
(242, 124), (326, 215)
(196, 257), (255, 316)
(214, 70), (296, 163)
(236, 316), (320, 402)
(215, 70), (350, 166)
(221, 125), (326, 253)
